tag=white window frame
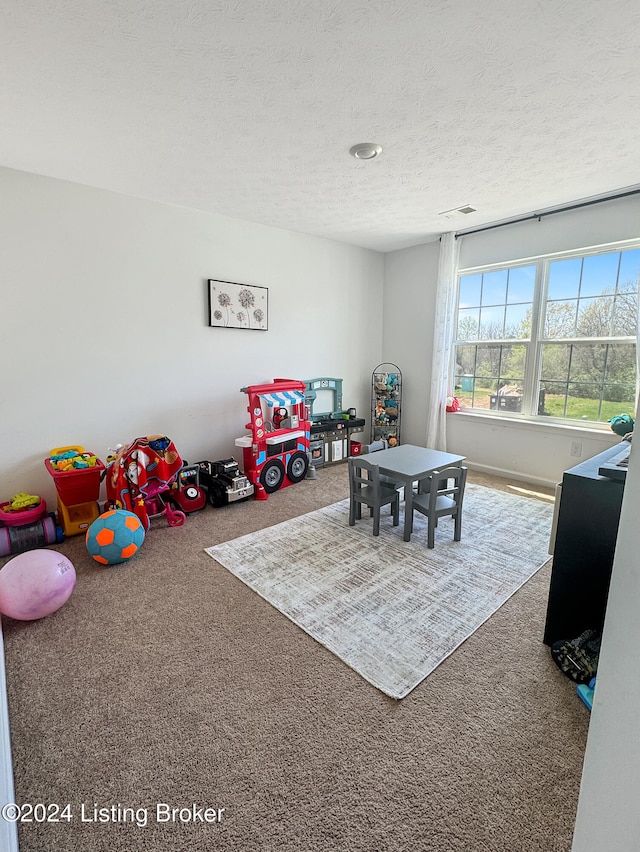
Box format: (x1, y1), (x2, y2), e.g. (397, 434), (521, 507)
(453, 238), (640, 428)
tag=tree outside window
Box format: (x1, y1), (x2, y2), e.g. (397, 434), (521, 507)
(453, 245), (639, 424)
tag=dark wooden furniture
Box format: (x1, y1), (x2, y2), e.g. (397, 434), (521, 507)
(543, 443), (628, 646)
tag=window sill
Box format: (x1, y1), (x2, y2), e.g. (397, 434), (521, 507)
(447, 408), (612, 437)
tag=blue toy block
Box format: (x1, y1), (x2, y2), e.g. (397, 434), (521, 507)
(577, 677), (597, 711)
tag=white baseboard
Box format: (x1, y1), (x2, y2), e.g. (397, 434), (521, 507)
(0, 620), (19, 852)
(465, 461), (558, 490)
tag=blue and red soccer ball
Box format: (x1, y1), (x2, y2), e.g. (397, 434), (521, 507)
(86, 509), (145, 565)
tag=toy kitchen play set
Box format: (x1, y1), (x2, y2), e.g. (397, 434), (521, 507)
(305, 378), (366, 467)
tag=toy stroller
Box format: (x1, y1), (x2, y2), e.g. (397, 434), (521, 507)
(104, 435), (206, 529)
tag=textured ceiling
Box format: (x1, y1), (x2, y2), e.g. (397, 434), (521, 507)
(2, 0), (640, 252)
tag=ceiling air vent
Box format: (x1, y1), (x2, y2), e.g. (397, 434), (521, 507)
(439, 205), (477, 219)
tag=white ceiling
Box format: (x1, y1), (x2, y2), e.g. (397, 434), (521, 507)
(2, 0), (640, 252)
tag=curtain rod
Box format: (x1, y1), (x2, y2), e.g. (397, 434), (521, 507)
(455, 187), (640, 238)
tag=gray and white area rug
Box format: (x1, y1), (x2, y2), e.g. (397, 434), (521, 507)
(205, 484), (554, 699)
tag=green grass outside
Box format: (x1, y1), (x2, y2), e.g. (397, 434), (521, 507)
(458, 385), (635, 423)
(543, 396), (634, 422)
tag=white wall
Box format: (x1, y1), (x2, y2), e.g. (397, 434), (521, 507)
(384, 194), (640, 487)
(457, 193), (640, 269)
(0, 167), (383, 505)
(446, 414), (619, 486)
(571, 433), (640, 851)
(382, 240), (440, 446)
(6, 170), (635, 501)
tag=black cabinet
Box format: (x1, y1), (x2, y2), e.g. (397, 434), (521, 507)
(543, 443), (627, 646)
(309, 418), (366, 466)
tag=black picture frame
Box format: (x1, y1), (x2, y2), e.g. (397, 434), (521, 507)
(208, 279), (268, 330)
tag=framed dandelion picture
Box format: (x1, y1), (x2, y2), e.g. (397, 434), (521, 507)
(208, 279), (268, 330)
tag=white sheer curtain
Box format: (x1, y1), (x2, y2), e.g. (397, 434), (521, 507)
(426, 232), (460, 451)
(636, 274), (640, 417)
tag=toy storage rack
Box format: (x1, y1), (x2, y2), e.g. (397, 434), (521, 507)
(370, 363), (402, 446)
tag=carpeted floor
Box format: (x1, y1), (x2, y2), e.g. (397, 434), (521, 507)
(205, 486), (554, 698)
(1, 464), (588, 852)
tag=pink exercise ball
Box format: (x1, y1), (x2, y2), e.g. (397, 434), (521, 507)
(0, 549), (76, 621)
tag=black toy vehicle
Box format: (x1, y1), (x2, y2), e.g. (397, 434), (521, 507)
(197, 458), (255, 507)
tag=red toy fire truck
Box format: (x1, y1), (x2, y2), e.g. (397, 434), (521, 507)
(235, 378), (310, 499)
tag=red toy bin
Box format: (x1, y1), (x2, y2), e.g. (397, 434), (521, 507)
(45, 452), (105, 505)
(350, 441), (362, 456)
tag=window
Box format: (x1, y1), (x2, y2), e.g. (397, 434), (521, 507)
(454, 243), (640, 424)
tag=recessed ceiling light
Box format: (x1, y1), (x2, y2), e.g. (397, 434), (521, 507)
(349, 143), (383, 160)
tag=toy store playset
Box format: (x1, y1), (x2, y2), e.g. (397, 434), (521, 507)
(235, 378), (311, 499)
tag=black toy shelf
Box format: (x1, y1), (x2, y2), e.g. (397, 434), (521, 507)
(370, 363), (402, 446)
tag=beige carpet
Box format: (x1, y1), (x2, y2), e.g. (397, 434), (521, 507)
(205, 486), (553, 698)
(1, 464), (588, 852)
